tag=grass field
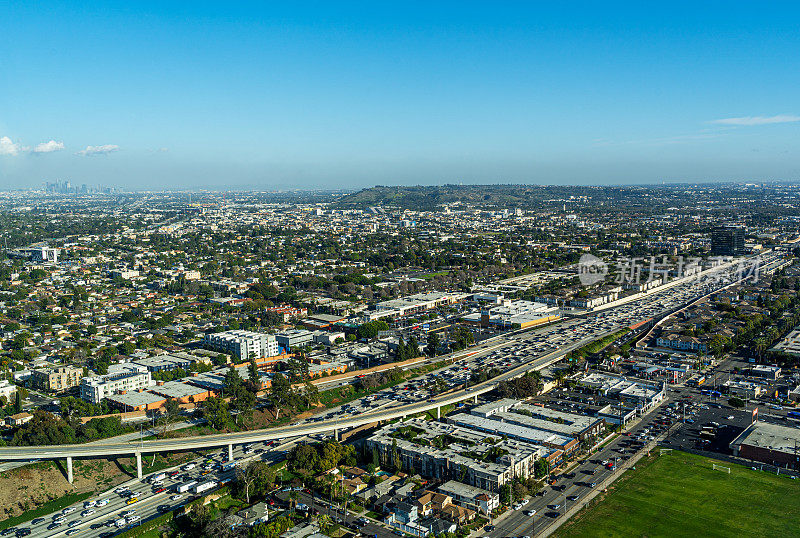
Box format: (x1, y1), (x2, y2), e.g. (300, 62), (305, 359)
(555, 450), (800, 538)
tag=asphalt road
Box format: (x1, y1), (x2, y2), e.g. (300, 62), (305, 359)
(14, 436), (308, 538)
(483, 397), (670, 538)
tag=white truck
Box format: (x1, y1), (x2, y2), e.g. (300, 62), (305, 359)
(193, 480), (217, 494)
(151, 472), (167, 483)
(176, 481), (198, 493)
(115, 518), (127, 529)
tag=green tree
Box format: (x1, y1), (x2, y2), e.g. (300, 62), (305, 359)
(269, 372), (293, 419)
(202, 396), (230, 430)
(533, 458), (549, 479)
(426, 332), (440, 357)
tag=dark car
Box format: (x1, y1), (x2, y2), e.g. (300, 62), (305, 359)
(16, 529), (32, 537)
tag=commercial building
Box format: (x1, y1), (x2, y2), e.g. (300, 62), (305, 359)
(314, 331), (345, 346)
(723, 380), (762, 399)
(149, 380), (215, 405)
(578, 373), (666, 415)
(79, 365), (154, 404)
(730, 422), (800, 469)
(462, 300), (560, 329)
(275, 329), (315, 351)
(204, 330), (279, 360)
(749, 365), (781, 381)
(711, 226), (746, 256)
(375, 292), (468, 318)
(31, 366), (84, 392)
(106, 391), (166, 412)
(307, 360), (348, 378)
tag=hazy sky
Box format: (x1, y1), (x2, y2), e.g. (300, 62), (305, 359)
(2, 1), (799, 190)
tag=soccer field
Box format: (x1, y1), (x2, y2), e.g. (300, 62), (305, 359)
(555, 450), (800, 538)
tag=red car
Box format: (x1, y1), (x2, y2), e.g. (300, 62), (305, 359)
(154, 487), (166, 494)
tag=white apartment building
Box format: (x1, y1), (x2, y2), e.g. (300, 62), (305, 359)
(0, 380), (17, 402)
(79, 365), (153, 404)
(204, 330), (280, 361)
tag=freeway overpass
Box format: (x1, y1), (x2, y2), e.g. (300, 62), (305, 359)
(0, 324), (618, 483)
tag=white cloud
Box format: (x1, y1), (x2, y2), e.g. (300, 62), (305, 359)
(711, 115), (800, 126)
(32, 140), (65, 153)
(76, 144), (120, 156)
(0, 136), (27, 156)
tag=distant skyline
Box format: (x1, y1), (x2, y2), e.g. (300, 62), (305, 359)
(2, 1), (800, 189)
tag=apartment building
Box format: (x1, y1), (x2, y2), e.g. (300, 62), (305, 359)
(365, 419), (553, 492)
(79, 365), (154, 404)
(0, 380), (17, 402)
(31, 365), (84, 392)
(204, 330), (280, 360)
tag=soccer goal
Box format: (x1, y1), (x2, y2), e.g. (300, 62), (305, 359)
(659, 448), (673, 456)
(712, 464), (731, 474)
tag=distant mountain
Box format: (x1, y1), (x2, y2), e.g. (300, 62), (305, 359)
(334, 184), (592, 210)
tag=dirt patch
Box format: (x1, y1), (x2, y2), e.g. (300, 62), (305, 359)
(0, 451), (201, 523)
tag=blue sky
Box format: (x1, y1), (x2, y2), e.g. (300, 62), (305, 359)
(1, 1), (799, 190)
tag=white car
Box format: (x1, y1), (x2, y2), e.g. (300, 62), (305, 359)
(126, 515), (140, 523)
(170, 494), (183, 501)
(521, 498), (529, 506)
(62, 507), (76, 514)
(96, 499), (109, 507)
(84, 500), (96, 508)
(81, 509), (95, 516)
(182, 463), (196, 471)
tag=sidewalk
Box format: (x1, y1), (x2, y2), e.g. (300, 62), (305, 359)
(539, 432), (669, 538)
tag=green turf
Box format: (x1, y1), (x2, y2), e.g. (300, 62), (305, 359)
(555, 450), (800, 538)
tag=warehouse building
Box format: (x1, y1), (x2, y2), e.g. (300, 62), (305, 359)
(730, 422), (800, 469)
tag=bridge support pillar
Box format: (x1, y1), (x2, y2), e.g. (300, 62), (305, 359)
(401, 415), (406, 421)
(473, 395), (478, 404)
(334, 429), (339, 442)
(228, 443), (234, 462)
(436, 406), (441, 419)
(135, 452), (142, 479)
(66, 456), (73, 484)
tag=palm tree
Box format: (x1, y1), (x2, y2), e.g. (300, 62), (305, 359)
(554, 369), (566, 388)
(530, 370), (543, 394)
(317, 514), (333, 533)
(289, 491), (300, 513)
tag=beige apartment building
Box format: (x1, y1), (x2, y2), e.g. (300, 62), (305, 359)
(32, 365), (84, 392)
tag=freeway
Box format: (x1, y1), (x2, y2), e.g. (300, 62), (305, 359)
(0, 326), (612, 462)
(0, 253), (776, 468)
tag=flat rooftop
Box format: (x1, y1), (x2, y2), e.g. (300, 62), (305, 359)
(731, 422), (800, 454)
